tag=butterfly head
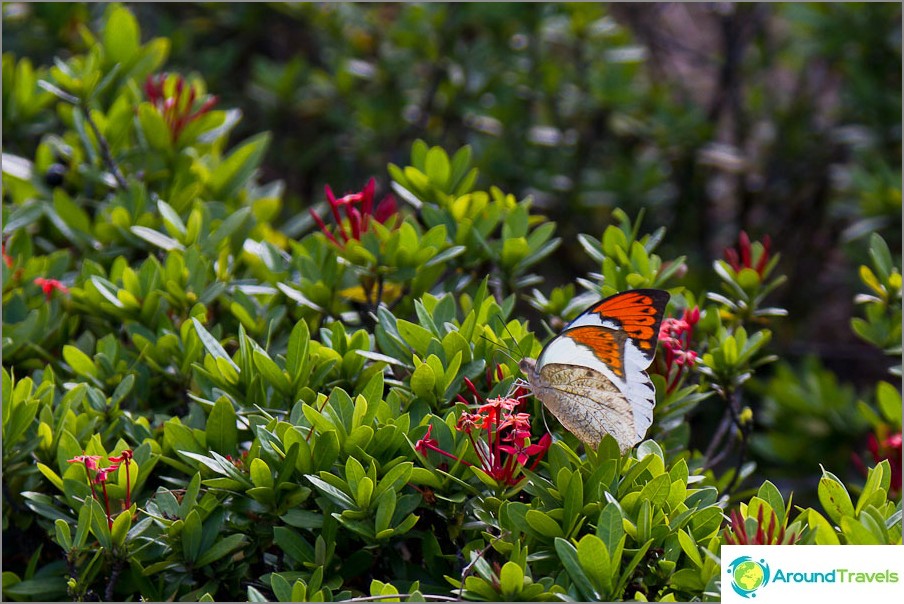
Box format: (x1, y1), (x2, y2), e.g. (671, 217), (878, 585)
(519, 357), (538, 383)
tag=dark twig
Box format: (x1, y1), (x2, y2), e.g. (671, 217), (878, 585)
(81, 103), (129, 190)
(459, 533), (505, 595)
(105, 559), (123, 602)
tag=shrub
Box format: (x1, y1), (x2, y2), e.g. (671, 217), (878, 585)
(2, 4), (900, 602)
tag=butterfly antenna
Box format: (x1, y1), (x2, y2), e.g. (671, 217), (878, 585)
(479, 333), (520, 366)
(499, 318), (528, 360)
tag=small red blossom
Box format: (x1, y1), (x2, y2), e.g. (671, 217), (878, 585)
(724, 230), (772, 277)
(415, 423), (463, 464)
(34, 277), (69, 300)
(109, 449), (134, 509)
(309, 178), (398, 248)
(67, 454), (102, 471)
(2, 242), (13, 269)
(722, 506), (798, 545)
(144, 73), (219, 142)
(93, 465), (119, 485)
(414, 424), (439, 455)
(107, 449), (133, 464)
(499, 432), (553, 466)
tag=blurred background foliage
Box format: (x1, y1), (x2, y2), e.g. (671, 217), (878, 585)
(3, 1), (900, 505)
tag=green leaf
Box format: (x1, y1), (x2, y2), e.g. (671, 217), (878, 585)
(876, 381), (902, 424)
(192, 318), (239, 371)
(756, 480), (786, 522)
(157, 199), (187, 237)
(375, 491), (396, 534)
(676, 529), (703, 568)
(103, 5), (140, 64)
(841, 516), (882, 545)
(639, 473), (670, 508)
(273, 526), (314, 564)
(498, 561), (523, 597)
(577, 534), (611, 596)
(195, 533), (247, 567)
(818, 468), (855, 526)
(131, 226), (185, 251)
(182, 509), (202, 563)
(250, 458), (274, 489)
(54, 519), (72, 551)
(62, 345), (97, 379)
(410, 362), (436, 399)
(206, 397), (238, 455)
(111, 508), (131, 547)
(209, 132), (271, 199)
(554, 537), (597, 600)
(286, 319), (310, 379)
(307, 475), (355, 508)
(525, 510), (563, 539)
(137, 103), (171, 151)
(596, 504), (624, 556)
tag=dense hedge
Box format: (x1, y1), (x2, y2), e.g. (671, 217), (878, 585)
(2, 4), (901, 602)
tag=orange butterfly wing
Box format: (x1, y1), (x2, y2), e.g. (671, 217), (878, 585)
(584, 289), (669, 358)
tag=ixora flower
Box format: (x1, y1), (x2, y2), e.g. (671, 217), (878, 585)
(144, 73), (219, 142)
(724, 230), (772, 277)
(309, 177), (398, 248)
(415, 396), (551, 487)
(68, 450), (134, 529)
(722, 505), (799, 545)
(34, 277), (70, 300)
(656, 306), (700, 393)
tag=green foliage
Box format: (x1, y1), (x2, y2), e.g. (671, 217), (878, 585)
(851, 233), (902, 375)
(2, 4), (901, 603)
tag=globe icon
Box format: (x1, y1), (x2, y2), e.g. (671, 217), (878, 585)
(733, 560), (765, 592)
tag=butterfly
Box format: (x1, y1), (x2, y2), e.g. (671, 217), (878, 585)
(519, 288), (670, 453)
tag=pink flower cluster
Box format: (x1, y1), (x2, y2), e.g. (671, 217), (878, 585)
(657, 307), (700, 393)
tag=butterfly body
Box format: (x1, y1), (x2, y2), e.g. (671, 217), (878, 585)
(521, 289), (670, 452)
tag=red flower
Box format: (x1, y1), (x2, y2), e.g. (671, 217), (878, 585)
(107, 449), (133, 464)
(415, 424), (439, 455)
(725, 231), (772, 276)
(414, 424), (463, 464)
(144, 73), (219, 142)
(499, 432), (552, 466)
(441, 396), (551, 487)
(655, 307), (700, 393)
(93, 465), (119, 485)
(309, 178), (398, 248)
(109, 449), (134, 509)
(2, 242), (12, 269)
(722, 505), (798, 545)
(67, 454), (102, 471)
(34, 277), (69, 300)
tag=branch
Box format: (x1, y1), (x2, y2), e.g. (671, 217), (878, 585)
(104, 559), (124, 602)
(458, 532), (508, 596)
(81, 103), (129, 190)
